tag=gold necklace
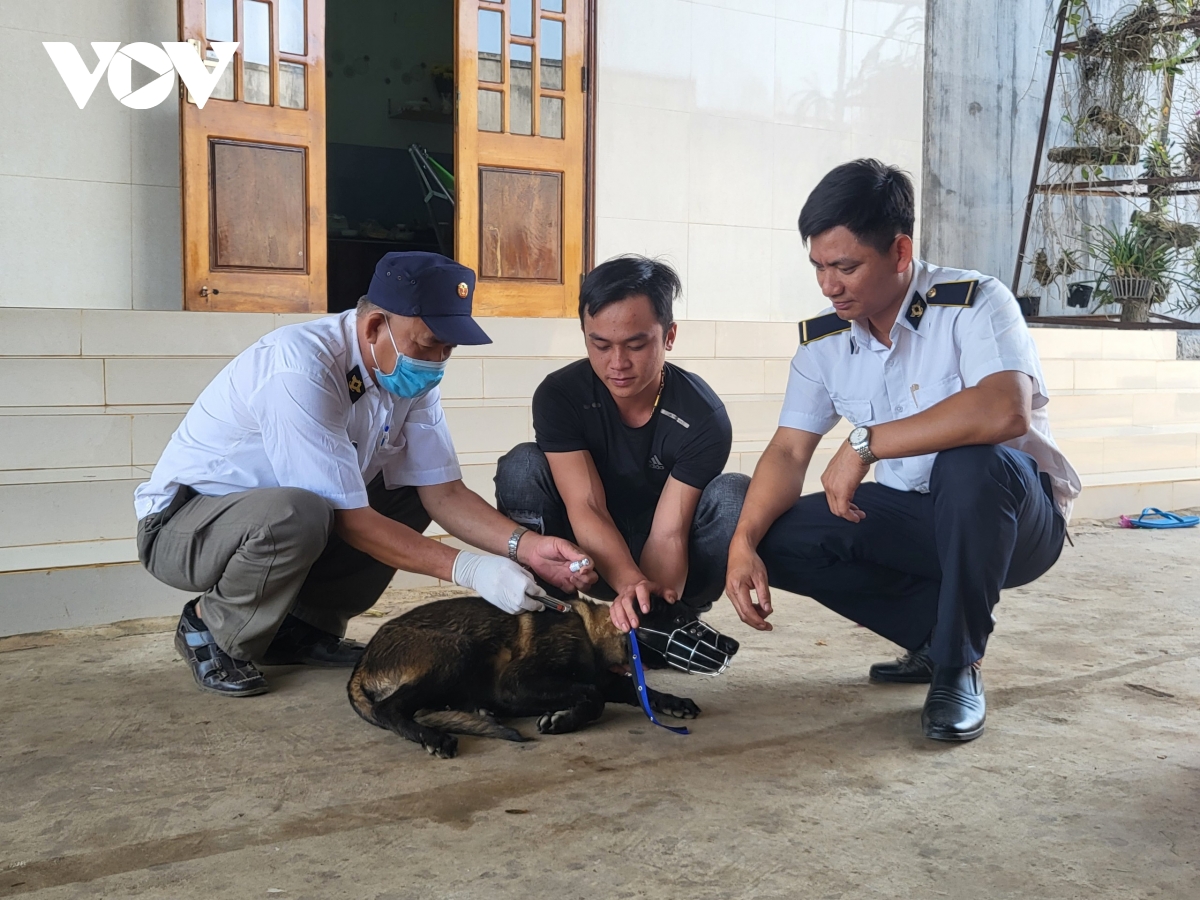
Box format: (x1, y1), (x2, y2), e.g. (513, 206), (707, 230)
(653, 366), (665, 409)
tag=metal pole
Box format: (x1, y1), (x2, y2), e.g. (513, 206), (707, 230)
(1012, 0), (1070, 294)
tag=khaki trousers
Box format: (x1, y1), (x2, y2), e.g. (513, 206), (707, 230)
(137, 476), (431, 661)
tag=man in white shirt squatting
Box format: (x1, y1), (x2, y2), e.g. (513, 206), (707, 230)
(135, 252), (596, 697)
(725, 160), (1079, 742)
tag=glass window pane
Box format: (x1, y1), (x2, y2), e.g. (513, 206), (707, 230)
(539, 96), (562, 138)
(243, 0), (270, 65)
(540, 19), (563, 90)
(206, 48), (235, 100)
(478, 9), (502, 83)
(243, 0), (271, 105)
(280, 0), (305, 55)
(279, 61), (305, 108)
(509, 43), (532, 135)
(206, 0), (234, 42)
(512, 0), (534, 37)
(541, 0), (564, 11)
(478, 89), (502, 132)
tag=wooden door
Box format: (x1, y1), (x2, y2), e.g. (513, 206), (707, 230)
(456, 0), (588, 317)
(180, 0), (326, 312)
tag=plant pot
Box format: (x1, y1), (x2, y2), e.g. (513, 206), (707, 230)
(1108, 276), (1155, 302)
(1046, 144), (1140, 166)
(1119, 298), (1151, 323)
(1067, 283), (1094, 309)
(1016, 295), (1040, 318)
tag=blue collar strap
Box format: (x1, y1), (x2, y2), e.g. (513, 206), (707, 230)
(629, 630), (689, 735)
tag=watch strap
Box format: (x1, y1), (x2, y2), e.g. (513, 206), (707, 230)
(850, 428), (878, 465)
(507, 525), (529, 562)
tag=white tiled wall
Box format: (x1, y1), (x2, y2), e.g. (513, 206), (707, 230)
(0, 310), (800, 584)
(594, 0), (926, 323)
(0, 0), (183, 311)
(3, 308), (1200, 635)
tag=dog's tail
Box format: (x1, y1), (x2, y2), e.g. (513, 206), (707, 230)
(414, 709), (527, 742)
(347, 667), (384, 728)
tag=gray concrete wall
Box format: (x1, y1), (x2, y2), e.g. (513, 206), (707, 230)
(0, 0), (183, 311)
(921, 0), (1058, 291)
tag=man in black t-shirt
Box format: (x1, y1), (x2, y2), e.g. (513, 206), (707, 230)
(495, 256), (749, 631)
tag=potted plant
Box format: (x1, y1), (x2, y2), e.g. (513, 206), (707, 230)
(1086, 222), (1173, 322)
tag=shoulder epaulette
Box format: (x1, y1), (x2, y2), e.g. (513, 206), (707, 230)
(346, 365), (365, 403)
(925, 279), (979, 307)
(799, 312), (850, 345)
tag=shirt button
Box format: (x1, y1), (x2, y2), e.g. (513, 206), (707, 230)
(895, 406), (903, 414)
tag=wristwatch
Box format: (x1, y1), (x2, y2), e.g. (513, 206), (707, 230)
(848, 426), (878, 465)
(507, 525), (529, 562)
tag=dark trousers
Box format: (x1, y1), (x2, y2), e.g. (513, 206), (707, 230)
(494, 443), (749, 611)
(138, 474), (430, 660)
(758, 445), (1066, 667)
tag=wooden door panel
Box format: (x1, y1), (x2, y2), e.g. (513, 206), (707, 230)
(180, 0), (326, 312)
(457, 0), (588, 318)
(480, 167), (561, 281)
(210, 140), (307, 270)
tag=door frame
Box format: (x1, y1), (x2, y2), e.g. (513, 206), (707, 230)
(583, 0), (597, 275)
(452, 0), (597, 316)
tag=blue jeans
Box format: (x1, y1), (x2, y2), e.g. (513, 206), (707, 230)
(758, 445), (1066, 667)
(494, 443), (749, 611)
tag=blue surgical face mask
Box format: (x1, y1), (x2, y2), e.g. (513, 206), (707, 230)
(369, 318), (447, 399)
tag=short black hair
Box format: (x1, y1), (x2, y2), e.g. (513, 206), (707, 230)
(579, 255), (679, 331)
(798, 159), (915, 255)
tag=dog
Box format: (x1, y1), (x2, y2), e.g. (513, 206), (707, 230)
(347, 594), (739, 758)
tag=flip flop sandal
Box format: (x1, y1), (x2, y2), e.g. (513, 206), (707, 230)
(1119, 507), (1200, 529)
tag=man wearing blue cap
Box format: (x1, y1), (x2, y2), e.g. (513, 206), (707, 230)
(134, 252), (596, 698)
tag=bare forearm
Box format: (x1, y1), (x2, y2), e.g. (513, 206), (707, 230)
(732, 436), (814, 550)
(870, 379), (1032, 461)
(569, 502), (645, 591)
(639, 532), (688, 597)
(417, 481), (517, 558)
(334, 512), (459, 581)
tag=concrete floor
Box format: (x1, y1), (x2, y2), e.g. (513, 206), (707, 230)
(1, 522), (1198, 899)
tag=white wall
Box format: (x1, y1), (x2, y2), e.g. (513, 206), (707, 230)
(0, 0), (183, 311)
(593, 0), (925, 323)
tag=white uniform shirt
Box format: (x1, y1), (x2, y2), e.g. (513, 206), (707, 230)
(780, 259), (1081, 518)
(133, 310), (461, 519)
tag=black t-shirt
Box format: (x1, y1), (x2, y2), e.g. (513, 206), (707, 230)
(533, 360), (733, 540)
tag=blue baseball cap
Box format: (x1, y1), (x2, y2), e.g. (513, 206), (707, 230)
(366, 251), (492, 346)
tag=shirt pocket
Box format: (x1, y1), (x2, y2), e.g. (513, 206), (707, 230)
(831, 397), (874, 426)
(912, 375), (961, 410)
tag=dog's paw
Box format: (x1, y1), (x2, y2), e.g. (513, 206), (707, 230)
(422, 732), (458, 759)
(651, 693), (700, 719)
(536, 709), (578, 734)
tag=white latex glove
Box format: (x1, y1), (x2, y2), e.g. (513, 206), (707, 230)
(452, 551), (544, 614)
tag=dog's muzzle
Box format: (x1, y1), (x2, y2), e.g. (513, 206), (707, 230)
(634, 619), (739, 675)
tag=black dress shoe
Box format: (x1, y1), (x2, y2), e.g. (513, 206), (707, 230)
(174, 599), (269, 697)
(869, 641), (934, 683)
(922, 663), (986, 742)
(260, 614), (366, 668)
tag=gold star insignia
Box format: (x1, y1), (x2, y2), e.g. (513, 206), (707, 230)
(346, 365), (366, 403)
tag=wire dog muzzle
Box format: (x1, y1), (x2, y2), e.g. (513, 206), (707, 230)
(634, 617), (739, 676)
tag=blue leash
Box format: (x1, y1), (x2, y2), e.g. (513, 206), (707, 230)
(628, 630), (689, 735)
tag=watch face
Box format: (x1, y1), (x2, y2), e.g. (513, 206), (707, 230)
(849, 426), (868, 445)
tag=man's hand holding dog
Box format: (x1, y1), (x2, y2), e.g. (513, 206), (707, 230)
(610, 579), (677, 633)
